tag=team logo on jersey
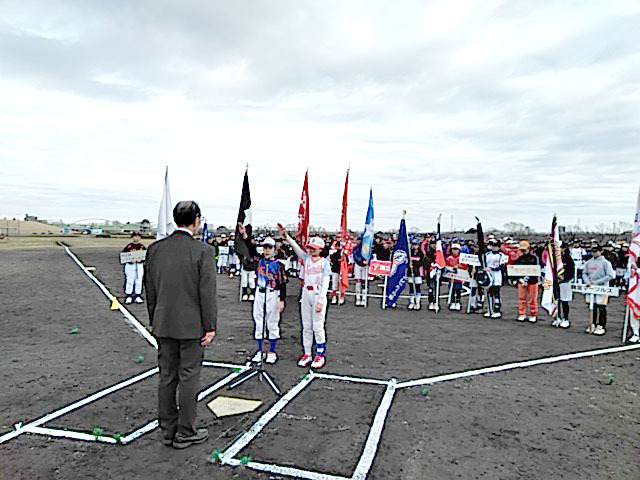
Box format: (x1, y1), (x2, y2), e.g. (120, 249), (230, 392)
(390, 250), (408, 277)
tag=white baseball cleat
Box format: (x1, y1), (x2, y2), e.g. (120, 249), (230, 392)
(310, 355), (326, 369)
(252, 351), (264, 362)
(491, 312), (502, 319)
(242, 294), (248, 301)
(559, 320), (571, 329)
(265, 352), (278, 364)
(628, 334), (640, 343)
(125, 297), (133, 304)
(518, 315), (527, 322)
(593, 326), (606, 336)
(331, 296), (337, 305)
(134, 296), (144, 304)
(297, 354), (312, 367)
(551, 318), (560, 327)
(248, 294), (254, 301)
(528, 316), (537, 323)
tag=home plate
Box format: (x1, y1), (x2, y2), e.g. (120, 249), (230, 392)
(207, 396), (262, 417)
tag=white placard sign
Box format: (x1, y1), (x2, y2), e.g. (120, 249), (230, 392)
(571, 284), (619, 297)
(443, 268), (471, 283)
(459, 253), (480, 266)
(120, 250), (146, 264)
(218, 246), (230, 255)
(507, 265), (541, 277)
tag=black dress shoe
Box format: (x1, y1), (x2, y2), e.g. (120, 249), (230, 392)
(172, 428), (209, 449)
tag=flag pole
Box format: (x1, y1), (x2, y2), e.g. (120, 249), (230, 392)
(404, 210), (416, 309)
(622, 304), (630, 342)
(435, 214), (442, 313)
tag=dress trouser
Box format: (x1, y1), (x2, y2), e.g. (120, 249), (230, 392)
(158, 337), (204, 439)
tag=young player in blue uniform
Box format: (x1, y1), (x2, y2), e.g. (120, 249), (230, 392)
(252, 237), (287, 364)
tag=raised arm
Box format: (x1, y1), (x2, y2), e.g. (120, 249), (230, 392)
(278, 223), (305, 259)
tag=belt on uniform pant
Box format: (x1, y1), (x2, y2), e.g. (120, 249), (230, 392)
(258, 287), (277, 293)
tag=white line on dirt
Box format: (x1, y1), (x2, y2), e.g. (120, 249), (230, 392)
(119, 419), (159, 445)
(220, 373), (316, 464)
(60, 243), (158, 349)
(197, 367), (250, 401)
(352, 379), (397, 480)
(224, 458), (350, 480)
(23, 426), (119, 444)
(0, 368), (158, 444)
(202, 361), (250, 370)
(118, 368), (248, 445)
(396, 343), (640, 389)
(313, 372), (392, 386)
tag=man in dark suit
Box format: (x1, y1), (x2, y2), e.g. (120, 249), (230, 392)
(144, 201), (217, 449)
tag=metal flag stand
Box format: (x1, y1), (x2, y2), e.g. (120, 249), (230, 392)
(228, 283), (282, 397)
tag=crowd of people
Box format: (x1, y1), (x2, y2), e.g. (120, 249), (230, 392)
(201, 230), (636, 343)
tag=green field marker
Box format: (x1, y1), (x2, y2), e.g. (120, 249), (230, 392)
(207, 449), (222, 464)
(69, 327), (79, 334)
(92, 426), (104, 439)
(135, 354), (145, 363)
(607, 374), (615, 385)
(421, 388), (430, 397)
(240, 455), (251, 466)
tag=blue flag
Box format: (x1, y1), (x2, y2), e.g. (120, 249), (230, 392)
(202, 222), (213, 243)
(385, 218), (409, 308)
(361, 189), (374, 263)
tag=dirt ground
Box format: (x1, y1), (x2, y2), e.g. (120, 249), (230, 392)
(0, 246), (638, 480)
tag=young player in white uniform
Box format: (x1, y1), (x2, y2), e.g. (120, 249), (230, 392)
(122, 231), (146, 304)
(278, 224), (331, 369)
(483, 239), (508, 318)
(353, 258), (369, 307)
(216, 234), (229, 274)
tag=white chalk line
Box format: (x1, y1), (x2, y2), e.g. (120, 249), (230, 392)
(22, 426), (119, 445)
(202, 361), (249, 370)
(0, 367), (158, 444)
(396, 343), (640, 389)
(352, 380), (397, 480)
(313, 372), (392, 386)
(119, 368), (250, 445)
(220, 373), (316, 463)
(61, 243), (158, 349)
(224, 458), (350, 480)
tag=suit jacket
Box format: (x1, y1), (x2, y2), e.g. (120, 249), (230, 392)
(144, 230), (217, 339)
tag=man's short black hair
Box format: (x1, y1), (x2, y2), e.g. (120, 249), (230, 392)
(173, 201), (201, 227)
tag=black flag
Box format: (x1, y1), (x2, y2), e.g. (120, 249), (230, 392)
(475, 216), (490, 287)
(234, 169), (252, 263)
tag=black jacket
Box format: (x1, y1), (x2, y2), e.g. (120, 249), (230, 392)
(144, 230), (217, 339)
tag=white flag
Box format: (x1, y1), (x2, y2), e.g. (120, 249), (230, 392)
(156, 166), (174, 239)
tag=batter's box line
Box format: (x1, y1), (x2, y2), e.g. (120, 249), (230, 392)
(395, 343), (640, 389)
(0, 362), (250, 446)
(60, 243), (158, 349)
(219, 372), (397, 480)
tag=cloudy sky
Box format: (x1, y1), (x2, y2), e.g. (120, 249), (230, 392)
(1, 0), (639, 232)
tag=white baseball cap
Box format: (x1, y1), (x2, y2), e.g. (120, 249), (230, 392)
(306, 237), (325, 250)
(262, 237), (276, 247)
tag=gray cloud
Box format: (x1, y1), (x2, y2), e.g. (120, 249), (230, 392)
(1, 0), (639, 232)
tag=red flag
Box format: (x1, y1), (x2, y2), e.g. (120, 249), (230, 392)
(297, 170), (309, 249)
(435, 218), (446, 268)
(627, 187), (640, 321)
(339, 170), (350, 297)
